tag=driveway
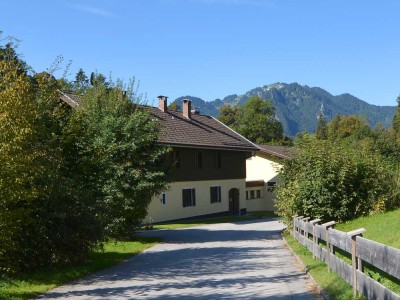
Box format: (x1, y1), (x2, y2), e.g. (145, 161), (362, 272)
(37, 219), (321, 299)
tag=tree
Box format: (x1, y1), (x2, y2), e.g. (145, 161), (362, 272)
(327, 114), (371, 141)
(0, 49), (102, 273)
(275, 140), (393, 226)
(168, 102), (180, 111)
(315, 112), (328, 140)
(393, 96), (400, 133)
(74, 68), (89, 91)
(235, 96), (284, 144)
(217, 104), (239, 127)
(90, 71), (108, 87)
(75, 79), (170, 239)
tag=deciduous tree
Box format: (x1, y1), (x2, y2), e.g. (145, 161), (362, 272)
(235, 96), (284, 144)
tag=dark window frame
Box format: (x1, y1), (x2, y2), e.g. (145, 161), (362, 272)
(250, 190), (255, 199)
(182, 188), (196, 207)
(161, 192), (167, 205)
(210, 186), (222, 203)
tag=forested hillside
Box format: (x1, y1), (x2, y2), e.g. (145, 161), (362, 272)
(173, 83), (396, 136)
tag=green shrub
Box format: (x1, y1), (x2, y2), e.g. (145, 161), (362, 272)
(275, 140), (394, 225)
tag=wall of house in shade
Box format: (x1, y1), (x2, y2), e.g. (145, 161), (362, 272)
(168, 148), (248, 182)
(245, 153), (282, 212)
(146, 179), (246, 223)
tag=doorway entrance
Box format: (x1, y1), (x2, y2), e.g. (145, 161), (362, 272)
(228, 188), (240, 215)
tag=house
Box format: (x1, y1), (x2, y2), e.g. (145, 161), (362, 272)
(146, 96), (259, 223)
(59, 92), (259, 223)
(245, 144), (292, 212)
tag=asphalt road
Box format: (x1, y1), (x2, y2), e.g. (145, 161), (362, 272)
(37, 218), (321, 299)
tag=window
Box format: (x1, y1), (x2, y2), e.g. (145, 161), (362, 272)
(161, 192), (167, 205)
(174, 150), (180, 169)
(267, 181), (277, 192)
(215, 153), (221, 169)
(256, 190), (261, 198)
(250, 190), (255, 199)
(182, 188), (196, 207)
(246, 191), (249, 200)
(195, 151), (202, 169)
(210, 186), (221, 203)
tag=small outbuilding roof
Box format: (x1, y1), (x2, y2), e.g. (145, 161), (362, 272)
(257, 144), (293, 159)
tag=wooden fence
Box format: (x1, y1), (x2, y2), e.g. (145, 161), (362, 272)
(292, 216), (400, 300)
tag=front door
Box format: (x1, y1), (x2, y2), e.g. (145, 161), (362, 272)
(229, 188), (240, 215)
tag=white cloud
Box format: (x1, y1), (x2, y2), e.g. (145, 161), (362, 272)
(67, 3), (115, 18)
(176, 0), (275, 7)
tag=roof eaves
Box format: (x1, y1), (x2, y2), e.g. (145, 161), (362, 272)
(211, 117), (260, 152)
(156, 141), (259, 152)
(257, 146), (292, 159)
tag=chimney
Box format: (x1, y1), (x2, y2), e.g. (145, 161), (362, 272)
(158, 95), (168, 112)
(182, 99), (191, 119)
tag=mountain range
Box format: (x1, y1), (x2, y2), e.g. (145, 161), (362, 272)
(173, 83), (397, 136)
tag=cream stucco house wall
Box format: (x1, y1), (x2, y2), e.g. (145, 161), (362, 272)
(245, 145), (291, 212)
(146, 97), (259, 223)
(147, 179), (247, 223)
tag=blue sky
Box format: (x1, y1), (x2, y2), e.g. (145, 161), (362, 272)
(1, 0), (400, 106)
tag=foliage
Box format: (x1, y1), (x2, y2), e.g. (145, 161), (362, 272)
(217, 104), (238, 127)
(315, 112), (328, 139)
(183, 83), (397, 136)
(0, 40), (169, 273)
(0, 50), (102, 273)
(275, 140), (395, 225)
(393, 96), (400, 133)
(74, 78), (170, 239)
(217, 96), (284, 144)
(73, 68), (89, 92)
(327, 114), (372, 141)
(167, 102), (180, 111)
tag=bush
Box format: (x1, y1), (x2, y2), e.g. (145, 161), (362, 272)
(0, 57), (102, 273)
(275, 140), (394, 226)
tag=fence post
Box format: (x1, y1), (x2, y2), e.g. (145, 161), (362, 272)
(292, 215), (298, 237)
(295, 216), (304, 238)
(310, 219), (321, 259)
(301, 217), (310, 236)
(321, 221), (336, 272)
(347, 228), (366, 298)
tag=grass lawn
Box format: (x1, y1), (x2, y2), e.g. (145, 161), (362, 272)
(285, 208), (400, 299)
(152, 210), (278, 230)
(0, 236), (160, 300)
(336, 209), (400, 249)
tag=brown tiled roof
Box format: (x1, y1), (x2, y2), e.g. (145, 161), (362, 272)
(257, 144), (293, 159)
(59, 92), (258, 152)
(151, 108), (259, 151)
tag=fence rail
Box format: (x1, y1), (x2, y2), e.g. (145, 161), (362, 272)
(292, 216), (400, 300)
